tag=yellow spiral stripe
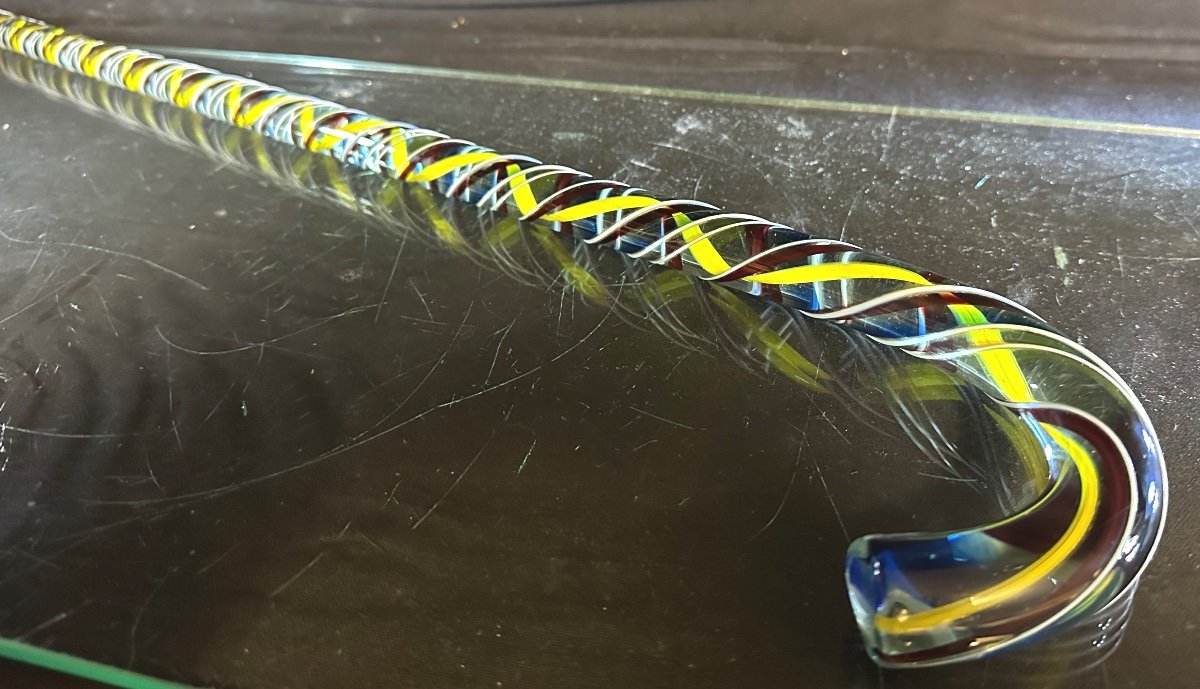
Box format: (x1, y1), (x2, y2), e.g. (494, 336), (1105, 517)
(541, 195), (659, 222)
(875, 424), (1100, 634)
(408, 151), (501, 183)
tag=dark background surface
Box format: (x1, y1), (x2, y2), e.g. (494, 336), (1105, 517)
(12, 0), (1200, 62)
(11, 0), (1200, 127)
(0, 1), (1198, 688)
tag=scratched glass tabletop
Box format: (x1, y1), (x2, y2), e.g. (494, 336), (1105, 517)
(0, 48), (1197, 689)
